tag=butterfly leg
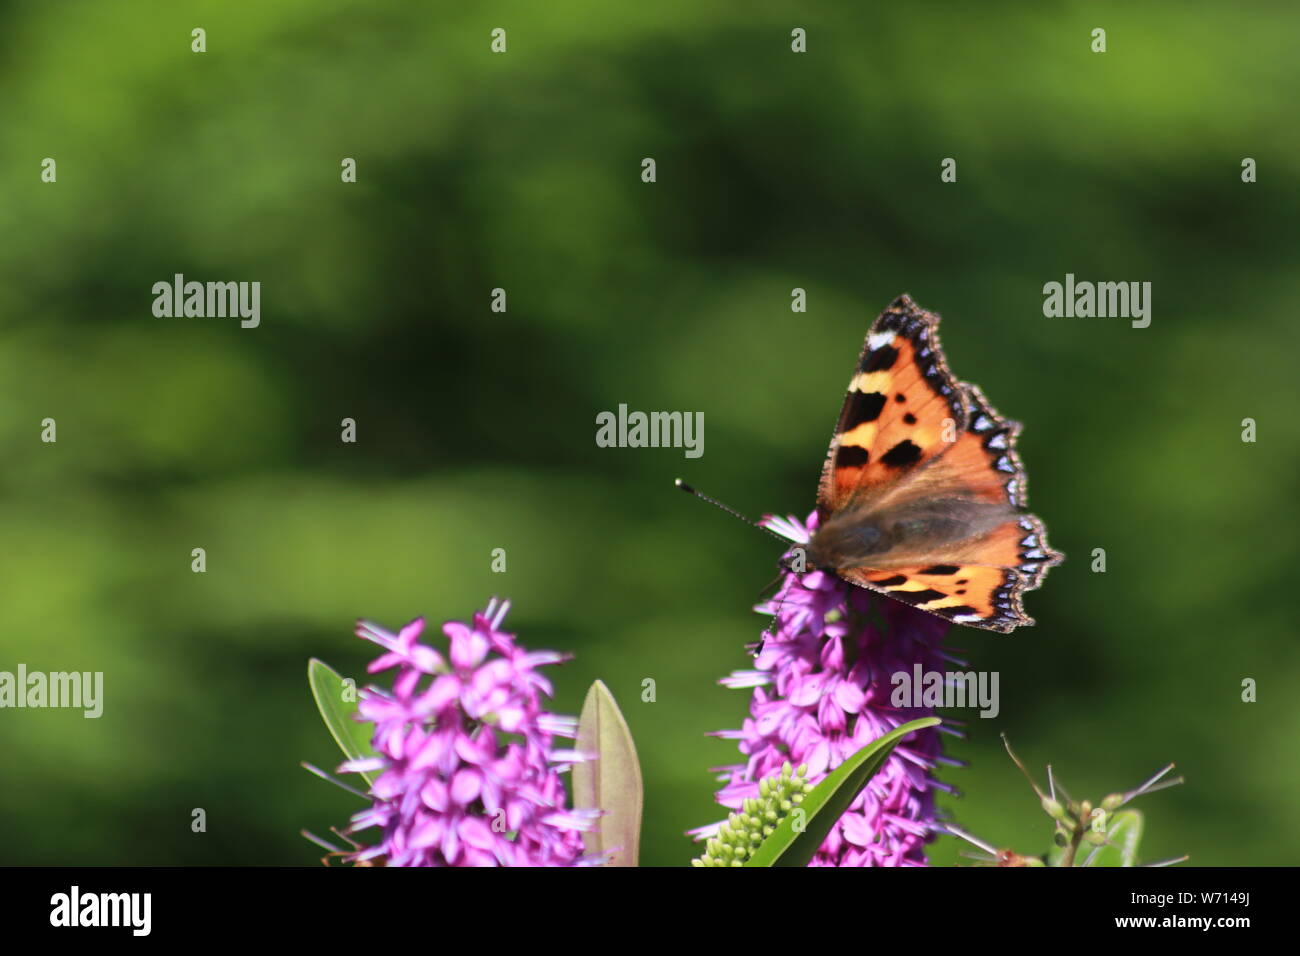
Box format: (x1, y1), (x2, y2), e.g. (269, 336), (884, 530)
(753, 551), (808, 656)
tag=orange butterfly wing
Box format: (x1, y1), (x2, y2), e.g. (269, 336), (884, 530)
(812, 295), (1061, 633)
(817, 297), (968, 514)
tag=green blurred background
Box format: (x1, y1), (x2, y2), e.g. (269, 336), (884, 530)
(1, 1), (1296, 866)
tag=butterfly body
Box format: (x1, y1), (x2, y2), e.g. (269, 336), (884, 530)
(807, 495), (1017, 571)
(807, 295), (1061, 633)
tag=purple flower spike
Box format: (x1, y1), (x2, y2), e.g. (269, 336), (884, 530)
(697, 513), (953, 866)
(341, 599), (595, 866)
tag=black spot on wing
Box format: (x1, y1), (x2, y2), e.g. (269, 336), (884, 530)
(834, 445), (869, 467)
(874, 574), (908, 588)
(880, 439), (922, 467)
(860, 345), (899, 373)
(842, 390), (886, 426)
(919, 565), (960, 576)
(893, 588), (948, 606)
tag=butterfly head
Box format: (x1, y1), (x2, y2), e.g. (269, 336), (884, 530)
(776, 547), (816, 575)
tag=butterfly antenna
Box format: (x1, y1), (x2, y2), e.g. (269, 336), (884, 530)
(675, 479), (800, 656)
(674, 479), (788, 544)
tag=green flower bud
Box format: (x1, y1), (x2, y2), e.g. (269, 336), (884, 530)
(693, 762), (814, 866)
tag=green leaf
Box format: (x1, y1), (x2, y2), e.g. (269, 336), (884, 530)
(572, 680), (643, 866)
(307, 658), (379, 787)
(1085, 809), (1144, 867)
(744, 716), (941, 867)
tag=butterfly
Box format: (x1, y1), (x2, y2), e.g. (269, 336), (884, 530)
(801, 294), (1062, 632)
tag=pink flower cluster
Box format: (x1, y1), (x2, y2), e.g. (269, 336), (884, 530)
(341, 600), (594, 866)
(700, 513), (953, 866)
